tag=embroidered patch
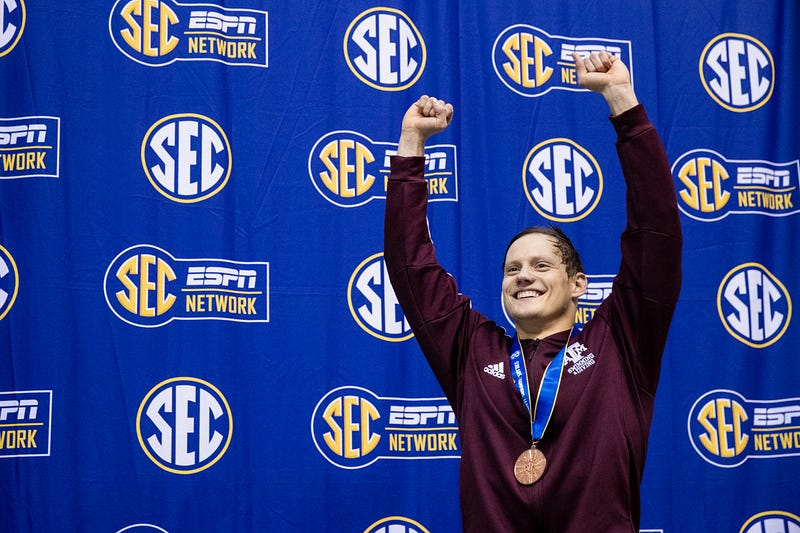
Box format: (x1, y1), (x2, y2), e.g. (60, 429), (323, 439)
(564, 342), (595, 375)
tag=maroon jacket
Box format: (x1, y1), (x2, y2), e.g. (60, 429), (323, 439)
(384, 105), (682, 532)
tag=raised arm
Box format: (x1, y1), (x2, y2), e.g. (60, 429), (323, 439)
(575, 52), (682, 394)
(396, 95), (454, 156)
(385, 96), (477, 405)
(573, 51), (638, 116)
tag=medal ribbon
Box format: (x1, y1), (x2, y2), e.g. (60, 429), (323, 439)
(510, 332), (571, 442)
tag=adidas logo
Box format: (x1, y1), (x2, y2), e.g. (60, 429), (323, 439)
(483, 362), (506, 379)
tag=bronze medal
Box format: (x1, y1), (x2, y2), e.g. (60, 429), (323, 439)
(510, 329), (571, 486)
(514, 445), (546, 485)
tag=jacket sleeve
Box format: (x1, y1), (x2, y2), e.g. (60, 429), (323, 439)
(383, 156), (484, 406)
(607, 104), (683, 395)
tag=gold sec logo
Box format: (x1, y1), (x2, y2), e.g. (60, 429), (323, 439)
(688, 389), (800, 468)
(311, 386), (459, 469)
(109, 0), (268, 67)
(492, 25), (632, 98)
(104, 244), (270, 327)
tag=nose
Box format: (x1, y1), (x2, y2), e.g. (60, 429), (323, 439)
(516, 265), (536, 283)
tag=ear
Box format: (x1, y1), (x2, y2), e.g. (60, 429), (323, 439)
(571, 272), (587, 299)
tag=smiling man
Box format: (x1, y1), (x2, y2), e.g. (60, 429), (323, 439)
(502, 226), (587, 340)
(384, 52), (682, 532)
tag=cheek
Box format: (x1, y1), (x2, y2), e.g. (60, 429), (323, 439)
(501, 289), (516, 309)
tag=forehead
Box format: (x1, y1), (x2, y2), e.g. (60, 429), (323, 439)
(505, 233), (561, 262)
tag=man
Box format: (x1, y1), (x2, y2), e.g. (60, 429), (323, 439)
(384, 52), (681, 532)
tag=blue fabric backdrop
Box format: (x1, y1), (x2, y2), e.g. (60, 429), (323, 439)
(1, 1), (798, 532)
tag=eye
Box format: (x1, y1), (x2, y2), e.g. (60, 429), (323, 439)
(505, 265), (520, 275)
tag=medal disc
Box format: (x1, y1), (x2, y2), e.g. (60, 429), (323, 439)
(514, 446), (546, 485)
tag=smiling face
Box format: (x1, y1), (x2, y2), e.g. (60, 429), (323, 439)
(502, 233), (587, 339)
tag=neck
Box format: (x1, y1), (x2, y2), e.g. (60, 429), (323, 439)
(515, 318), (574, 341)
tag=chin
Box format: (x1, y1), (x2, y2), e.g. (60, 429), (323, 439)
(509, 310), (541, 323)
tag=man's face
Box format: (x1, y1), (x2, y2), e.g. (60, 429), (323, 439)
(502, 233), (585, 331)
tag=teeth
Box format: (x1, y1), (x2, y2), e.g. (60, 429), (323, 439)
(516, 290), (540, 299)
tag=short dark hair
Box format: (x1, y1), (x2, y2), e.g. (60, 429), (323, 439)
(502, 225), (584, 277)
